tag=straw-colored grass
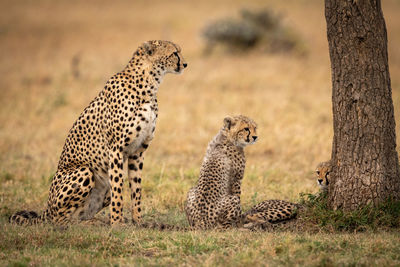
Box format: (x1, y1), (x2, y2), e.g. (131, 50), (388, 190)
(1, 0), (400, 265)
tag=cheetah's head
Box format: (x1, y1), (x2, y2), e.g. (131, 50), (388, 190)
(137, 40), (187, 74)
(223, 115), (258, 147)
(316, 161), (331, 192)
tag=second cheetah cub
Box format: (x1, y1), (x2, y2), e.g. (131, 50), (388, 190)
(316, 160), (331, 193)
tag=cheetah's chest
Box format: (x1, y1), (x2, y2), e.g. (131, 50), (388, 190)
(125, 103), (157, 155)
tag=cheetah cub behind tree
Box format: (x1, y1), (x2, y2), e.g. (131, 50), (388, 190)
(316, 160), (331, 193)
(10, 40), (187, 226)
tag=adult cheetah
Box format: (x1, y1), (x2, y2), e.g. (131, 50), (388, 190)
(185, 115), (297, 230)
(10, 40), (187, 226)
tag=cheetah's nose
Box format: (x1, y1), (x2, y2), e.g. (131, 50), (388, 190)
(183, 63), (188, 68)
(318, 179), (323, 184)
(252, 136), (258, 141)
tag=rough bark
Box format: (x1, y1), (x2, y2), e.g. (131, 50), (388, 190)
(325, 0), (400, 210)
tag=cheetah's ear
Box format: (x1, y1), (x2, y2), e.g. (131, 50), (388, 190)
(223, 116), (234, 130)
(143, 42), (156, 56)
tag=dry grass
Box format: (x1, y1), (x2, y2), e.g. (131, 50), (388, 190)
(1, 0), (400, 265)
(1, 222), (400, 266)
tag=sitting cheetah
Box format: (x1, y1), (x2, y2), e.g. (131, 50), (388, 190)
(10, 40), (187, 226)
(316, 160), (331, 193)
(185, 115), (297, 229)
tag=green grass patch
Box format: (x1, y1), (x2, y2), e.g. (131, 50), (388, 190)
(299, 193), (400, 232)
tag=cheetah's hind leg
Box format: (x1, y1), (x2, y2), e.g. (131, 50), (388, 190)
(47, 167), (96, 224)
(10, 167), (96, 225)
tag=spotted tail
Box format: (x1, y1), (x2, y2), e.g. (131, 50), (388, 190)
(139, 222), (188, 231)
(9, 210), (46, 225)
(242, 199), (299, 224)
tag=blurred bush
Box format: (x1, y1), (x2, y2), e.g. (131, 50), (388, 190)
(202, 8), (305, 54)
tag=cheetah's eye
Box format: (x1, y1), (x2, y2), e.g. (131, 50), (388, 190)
(244, 127), (249, 131)
(316, 170), (320, 175)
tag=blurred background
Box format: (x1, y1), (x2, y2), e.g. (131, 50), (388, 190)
(0, 0), (399, 214)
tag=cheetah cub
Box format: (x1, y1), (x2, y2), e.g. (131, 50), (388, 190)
(185, 115), (258, 229)
(316, 160), (331, 193)
(10, 40), (187, 226)
(185, 115), (297, 230)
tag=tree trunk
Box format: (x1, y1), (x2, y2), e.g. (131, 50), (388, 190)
(325, 0), (400, 210)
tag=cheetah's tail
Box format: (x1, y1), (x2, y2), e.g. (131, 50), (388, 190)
(9, 210), (45, 225)
(139, 222), (188, 231)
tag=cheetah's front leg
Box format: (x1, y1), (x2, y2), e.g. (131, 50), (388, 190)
(108, 150), (125, 226)
(128, 142), (149, 224)
(230, 170), (244, 198)
(217, 195), (242, 229)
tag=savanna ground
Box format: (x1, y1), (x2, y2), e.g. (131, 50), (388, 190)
(1, 0), (400, 266)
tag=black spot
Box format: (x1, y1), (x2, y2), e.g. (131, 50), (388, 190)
(139, 163), (143, 170)
(136, 126), (141, 131)
(83, 178), (90, 186)
(129, 164), (137, 171)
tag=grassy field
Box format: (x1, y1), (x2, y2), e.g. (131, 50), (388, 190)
(1, 0), (400, 266)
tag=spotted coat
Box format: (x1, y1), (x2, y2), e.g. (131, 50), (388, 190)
(185, 115), (258, 229)
(185, 115), (297, 230)
(10, 40), (187, 226)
